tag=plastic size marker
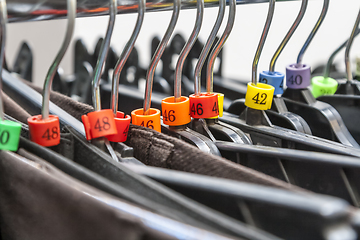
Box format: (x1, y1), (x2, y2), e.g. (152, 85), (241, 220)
(207, 93), (224, 119)
(28, 115), (61, 147)
(161, 96), (191, 126)
(82, 109), (117, 141)
(131, 108), (161, 132)
(259, 71), (284, 95)
(311, 76), (338, 98)
(189, 93), (219, 119)
(106, 111), (131, 142)
(286, 64), (311, 89)
(245, 83), (275, 110)
(0, 120), (21, 151)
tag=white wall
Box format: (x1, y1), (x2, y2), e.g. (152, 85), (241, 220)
(5, 0), (360, 86)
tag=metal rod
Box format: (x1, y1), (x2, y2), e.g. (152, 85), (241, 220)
(345, 8), (360, 81)
(92, 0), (117, 111)
(206, 0), (236, 93)
(143, 0), (180, 115)
(111, 0), (145, 115)
(296, 0), (329, 66)
(41, 0), (76, 119)
(251, 0), (275, 85)
(0, 0), (6, 121)
(6, 0), (299, 23)
(323, 28), (360, 79)
(194, 0), (225, 95)
(174, 0), (204, 101)
(269, 0), (307, 72)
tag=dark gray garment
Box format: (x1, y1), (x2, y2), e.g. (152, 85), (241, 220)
(0, 150), (213, 240)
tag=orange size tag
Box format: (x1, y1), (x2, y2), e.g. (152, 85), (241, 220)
(161, 96), (191, 126)
(189, 93), (219, 119)
(131, 108), (161, 132)
(106, 111), (131, 142)
(27, 114), (61, 147)
(81, 109), (117, 140)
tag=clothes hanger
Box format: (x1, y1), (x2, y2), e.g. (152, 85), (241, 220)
(25, 0), (76, 147)
(228, 0), (347, 139)
(254, 0), (311, 134)
(215, 139), (360, 210)
(125, 0), (220, 155)
(127, 164), (356, 240)
(273, 0), (359, 147)
(106, 0), (144, 145)
(189, 0), (252, 153)
(80, 0), (121, 161)
(311, 27), (360, 92)
(227, 0), (359, 148)
(210, 1), (360, 156)
(317, 26), (360, 144)
(130, 0), (183, 133)
(158, 0), (222, 155)
(334, 9), (360, 96)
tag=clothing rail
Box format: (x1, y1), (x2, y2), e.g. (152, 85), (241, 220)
(7, 0), (298, 23)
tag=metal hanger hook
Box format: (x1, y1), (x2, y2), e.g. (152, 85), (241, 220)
(252, 0), (275, 85)
(324, 27), (360, 79)
(92, 0), (117, 111)
(111, 0), (145, 115)
(174, 0), (204, 102)
(194, 0), (225, 96)
(345, 8), (360, 81)
(269, 0), (307, 72)
(206, 0), (236, 93)
(41, 0), (76, 119)
(296, 0), (329, 66)
(143, 0), (180, 115)
(0, 0), (7, 121)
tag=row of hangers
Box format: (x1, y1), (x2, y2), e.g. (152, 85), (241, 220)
(3, 0), (360, 201)
(1, 0), (360, 239)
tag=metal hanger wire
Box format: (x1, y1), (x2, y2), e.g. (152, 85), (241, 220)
(252, 0), (275, 85)
(206, 0), (236, 93)
(194, 0), (225, 95)
(345, 8), (360, 81)
(111, 0), (145, 115)
(174, 0), (204, 101)
(92, 0), (117, 111)
(143, 0), (181, 115)
(41, 0), (76, 119)
(269, 0), (307, 72)
(296, 0), (329, 66)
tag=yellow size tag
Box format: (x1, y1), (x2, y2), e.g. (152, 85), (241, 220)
(245, 83), (274, 110)
(207, 93), (224, 119)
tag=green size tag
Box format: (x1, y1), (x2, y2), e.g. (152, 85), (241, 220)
(311, 76), (338, 98)
(0, 120), (21, 151)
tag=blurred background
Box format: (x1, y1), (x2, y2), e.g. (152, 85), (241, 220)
(5, 0), (360, 86)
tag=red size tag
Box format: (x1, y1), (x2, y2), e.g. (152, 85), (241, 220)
(106, 111), (131, 142)
(189, 93), (219, 119)
(27, 114), (61, 147)
(81, 109), (117, 140)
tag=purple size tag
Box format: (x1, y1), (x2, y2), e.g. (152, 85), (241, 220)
(286, 64), (311, 89)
